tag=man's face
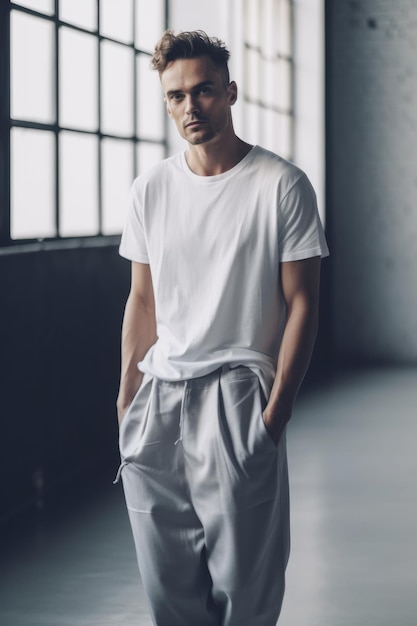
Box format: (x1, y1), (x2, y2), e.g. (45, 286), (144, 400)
(161, 56), (237, 145)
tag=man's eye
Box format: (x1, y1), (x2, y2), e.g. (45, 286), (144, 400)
(170, 94), (184, 102)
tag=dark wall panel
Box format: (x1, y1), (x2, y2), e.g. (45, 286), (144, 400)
(0, 245), (130, 520)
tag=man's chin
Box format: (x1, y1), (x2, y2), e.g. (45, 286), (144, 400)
(188, 135), (215, 146)
(184, 128), (215, 145)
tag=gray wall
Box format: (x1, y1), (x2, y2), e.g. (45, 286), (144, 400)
(327, 0), (417, 364)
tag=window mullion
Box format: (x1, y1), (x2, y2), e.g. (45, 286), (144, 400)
(97, 0), (103, 235)
(0, 0), (11, 245)
(54, 0), (60, 237)
(133, 0), (138, 177)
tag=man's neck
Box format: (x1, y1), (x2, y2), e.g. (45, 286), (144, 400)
(185, 136), (253, 177)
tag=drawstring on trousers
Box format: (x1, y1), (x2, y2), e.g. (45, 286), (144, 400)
(113, 460), (129, 484)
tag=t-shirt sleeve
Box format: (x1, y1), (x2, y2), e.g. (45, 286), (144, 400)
(119, 180), (149, 264)
(278, 173), (329, 262)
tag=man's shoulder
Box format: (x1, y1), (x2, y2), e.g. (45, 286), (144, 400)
(131, 151), (183, 191)
(250, 145), (307, 192)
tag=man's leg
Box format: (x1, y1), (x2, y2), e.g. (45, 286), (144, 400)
(117, 377), (219, 625)
(182, 367), (291, 626)
(202, 466), (290, 626)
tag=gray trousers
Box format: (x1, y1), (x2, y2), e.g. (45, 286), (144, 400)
(116, 365), (290, 625)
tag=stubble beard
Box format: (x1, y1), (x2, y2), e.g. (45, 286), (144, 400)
(185, 128), (215, 146)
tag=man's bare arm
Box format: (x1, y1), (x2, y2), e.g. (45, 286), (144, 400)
(262, 256), (322, 443)
(116, 262), (157, 425)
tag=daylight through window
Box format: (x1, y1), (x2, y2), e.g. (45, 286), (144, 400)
(242, 0), (294, 159)
(3, 0), (167, 243)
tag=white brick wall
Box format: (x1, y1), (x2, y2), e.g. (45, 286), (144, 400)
(328, 0), (417, 362)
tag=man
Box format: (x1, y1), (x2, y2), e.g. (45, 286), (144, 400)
(115, 30), (329, 626)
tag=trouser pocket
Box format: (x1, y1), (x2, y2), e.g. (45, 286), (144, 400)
(215, 368), (279, 511)
(114, 373), (154, 483)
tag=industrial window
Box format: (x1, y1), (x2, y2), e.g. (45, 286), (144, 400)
(242, 0), (294, 159)
(0, 0), (167, 246)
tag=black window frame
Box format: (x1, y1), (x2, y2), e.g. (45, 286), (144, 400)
(0, 0), (169, 249)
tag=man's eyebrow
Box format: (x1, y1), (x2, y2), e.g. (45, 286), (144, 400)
(193, 80), (215, 90)
(166, 88), (182, 97)
(166, 81), (215, 97)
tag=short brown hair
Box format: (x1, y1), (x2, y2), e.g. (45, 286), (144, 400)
(151, 30), (230, 85)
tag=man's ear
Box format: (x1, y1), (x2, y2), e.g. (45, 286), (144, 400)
(227, 81), (238, 106)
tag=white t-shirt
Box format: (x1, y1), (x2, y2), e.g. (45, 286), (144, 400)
(119, 145), (329, 391)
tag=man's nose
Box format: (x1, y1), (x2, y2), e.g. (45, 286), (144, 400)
(185, 94), (199, 115)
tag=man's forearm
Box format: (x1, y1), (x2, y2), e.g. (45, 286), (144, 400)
(117, 292), (157, 422)
(263, 300), (318, 441)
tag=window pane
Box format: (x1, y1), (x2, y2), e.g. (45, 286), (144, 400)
(59, 27), (98, 131)
(262, 109), (278, 153)
(11, 11), (55, 124)
(14, 0), (54, 15)
(260, 110), (292, 158)
(278, 0), (292, 57)
(245, 0), (260, 47)
(101, 41), (134, 137)
(262, 0), (275, 58)
(264, 58), (275, 109)
(244, 101), (260, 146)
(279, 114), (292, 159)
(60, 0), (97, 32)
(135, 0), (165, 52)
(263, 58), (291, 112)
(245, 48), (260, 101)
(100, 0), (133, 44)
(136, 142), (164, 177)
(59, 132), (99, 237)
(101, 139), (133, 235)
(277, 59), (292, 112)
(11, 128), (55, 240)
(137, 54), (164, 140)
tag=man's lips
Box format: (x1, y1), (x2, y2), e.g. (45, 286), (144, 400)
(185, 120), (206, 128)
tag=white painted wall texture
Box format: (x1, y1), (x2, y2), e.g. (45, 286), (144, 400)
(328, 0), (417, 363)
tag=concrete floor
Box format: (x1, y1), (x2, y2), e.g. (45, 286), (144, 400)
(1, 366), (416, 625)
